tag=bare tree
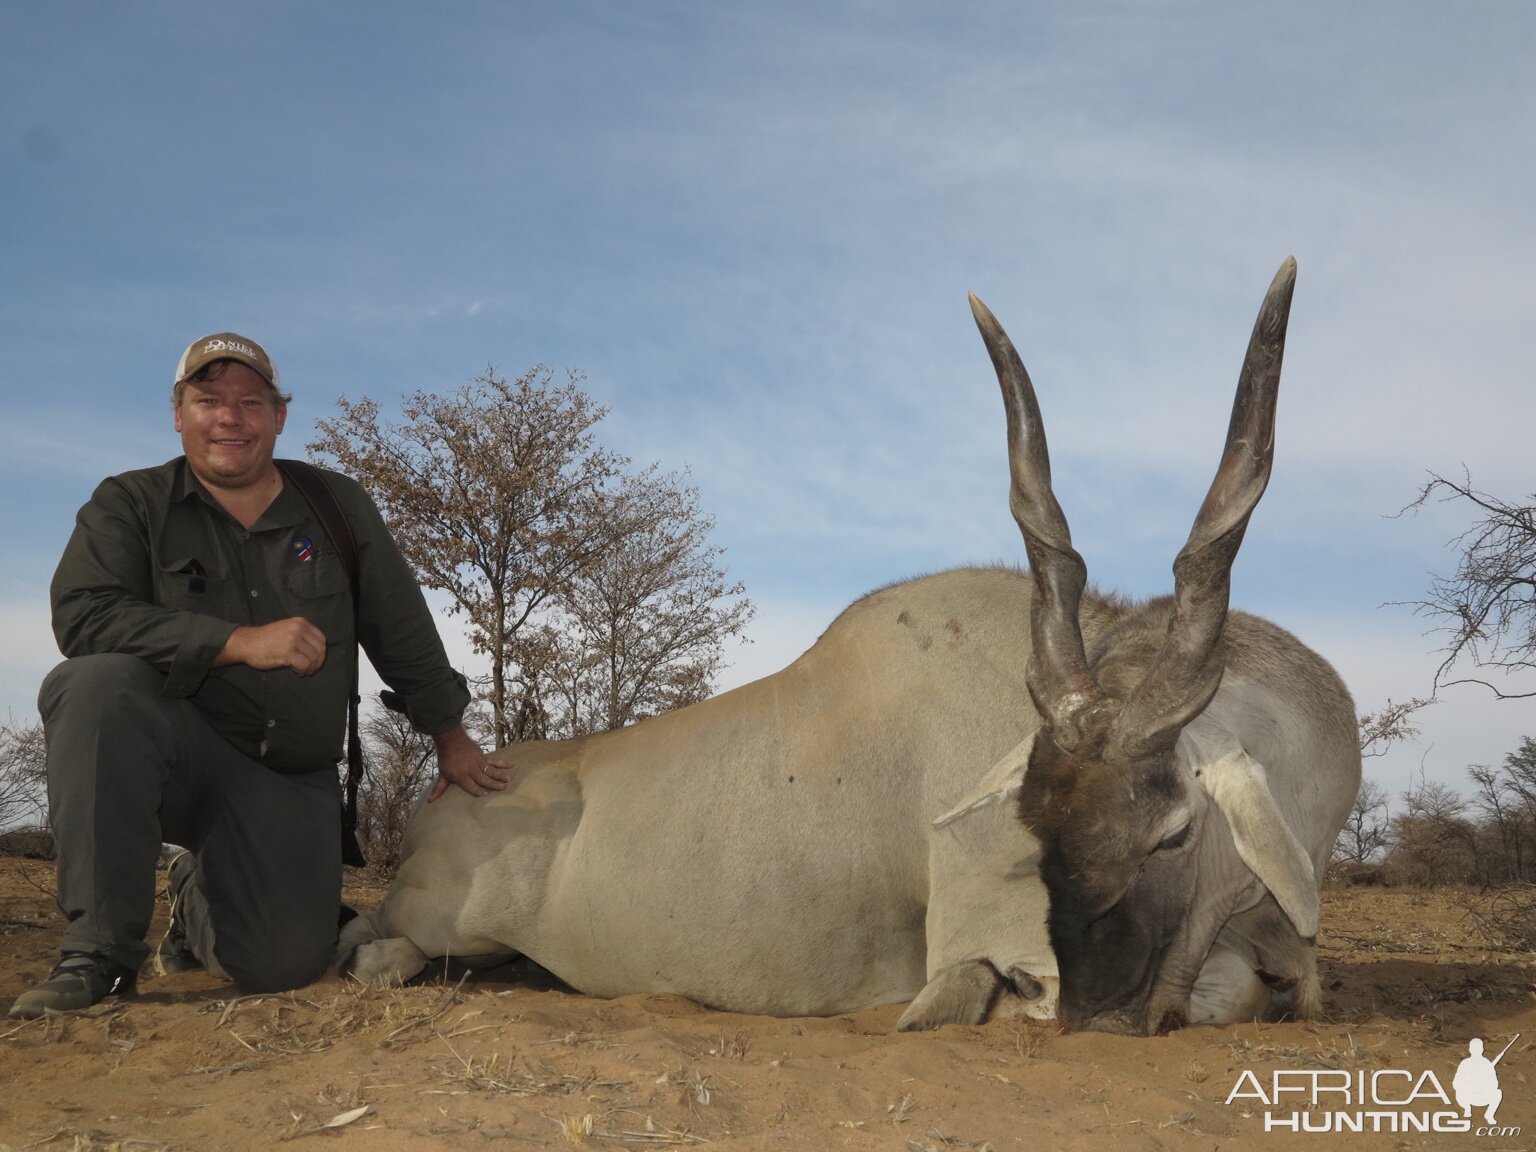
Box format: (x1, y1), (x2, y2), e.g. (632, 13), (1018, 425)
(1466, 736), (1536, 884)
(538, 467), (755, 737)
(354, 703), (438, 874)
(1404, 470), (1536, 698)
(0, 716), (47, 833)
(309, 367), (625, 748)
(1333, 778), (1391, 866)
(1469, 763), (1523, 884)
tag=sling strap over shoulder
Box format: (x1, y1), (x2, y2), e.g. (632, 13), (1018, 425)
(276, 458), (368, 869)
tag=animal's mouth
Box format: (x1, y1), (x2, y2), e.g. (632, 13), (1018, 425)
(1063, 1008), (1140, 1036)
(1063, 998), (1187, 1036)
(1068, 1007), (1162, 1036)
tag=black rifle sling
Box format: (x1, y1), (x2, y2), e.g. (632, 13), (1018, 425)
(276, 459), (368, 869)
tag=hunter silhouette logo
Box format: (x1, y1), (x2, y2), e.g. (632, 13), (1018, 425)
(1226, 1034), (1521, 1136)
(1454, 1036), (1516, 1126)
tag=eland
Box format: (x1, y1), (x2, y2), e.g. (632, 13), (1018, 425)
(339, 258), (1360, 1035)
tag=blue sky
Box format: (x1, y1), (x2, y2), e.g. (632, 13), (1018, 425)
(3, 2), (1533, 799)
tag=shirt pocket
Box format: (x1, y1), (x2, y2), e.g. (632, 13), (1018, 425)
(157, 556), (223, 611)
(286, 557), (354, 643)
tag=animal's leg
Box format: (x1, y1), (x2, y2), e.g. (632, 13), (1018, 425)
(343, 937), (432, 985)
(1188, 944), (1269, 1025)
(335, 861), (527, 986)
(335, 911), (431, 984)
(1142, 935), (1209, 1033)
(1143, 891), (1246, 1033)
(1218, 899), (1321, 1021)
(895, 959), (1056, 1032)
(335, 907), (379, 964)
(1257, 941), (1320, 1021)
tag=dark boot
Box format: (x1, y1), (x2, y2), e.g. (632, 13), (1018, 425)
(9, 952), (138, 1018)
(153, 850), (204, 975)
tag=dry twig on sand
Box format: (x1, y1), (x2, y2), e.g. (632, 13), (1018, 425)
(1459, 884), (1536, 952)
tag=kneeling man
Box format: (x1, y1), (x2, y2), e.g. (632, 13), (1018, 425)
(11, 332), (508, 1017)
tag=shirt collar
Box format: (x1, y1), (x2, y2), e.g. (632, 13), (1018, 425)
(172, 456), (306, 530)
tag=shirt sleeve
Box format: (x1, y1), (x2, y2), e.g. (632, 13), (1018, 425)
(338, 475), (471, 734)
(50, 477), (236, 697)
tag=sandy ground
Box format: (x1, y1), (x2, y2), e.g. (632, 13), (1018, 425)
(2, 857), (1533, 1152)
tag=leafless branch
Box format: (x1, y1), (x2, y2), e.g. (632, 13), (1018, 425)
(1397, 470), (1536, 697)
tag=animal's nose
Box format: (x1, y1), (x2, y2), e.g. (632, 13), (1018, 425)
(1077, 1008), (1146, 1036)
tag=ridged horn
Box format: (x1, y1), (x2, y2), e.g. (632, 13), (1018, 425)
(1108, 257), (1297, 758)
(970, 292), (1103, 748)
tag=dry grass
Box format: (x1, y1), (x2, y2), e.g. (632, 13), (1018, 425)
(0, 1128), (174, 1151)
(554, 1111), (594, 1143)
(1457, 883), (1536, 951)
(1219, 1030), (1376, 1071)
(1007, 1018), (1052, 1059)
(536, 1109), (706, 1147)
(706, 1029), (750, 1060)
(905, 1136), (999, 1152)
(182, 977), (478, 1060)
(430, 1032), (635, 1101)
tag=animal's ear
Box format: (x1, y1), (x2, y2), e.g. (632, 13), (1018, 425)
(932, 733), (1037, 830)
(1196, 748), (1319, 937)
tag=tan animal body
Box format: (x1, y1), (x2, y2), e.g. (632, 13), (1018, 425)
(341, 259), (1360, 1035)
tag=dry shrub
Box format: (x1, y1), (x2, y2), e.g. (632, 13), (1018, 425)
(1325, 860), (1390, 887)
(1458, 884), (1536, 952)
(0, 825), (55, 859)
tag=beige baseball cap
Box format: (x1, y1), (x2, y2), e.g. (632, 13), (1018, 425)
(174, 332), (281, 389)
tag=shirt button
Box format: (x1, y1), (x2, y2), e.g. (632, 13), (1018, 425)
(266, 719), (277, 728)
(250, 590), (259, 598)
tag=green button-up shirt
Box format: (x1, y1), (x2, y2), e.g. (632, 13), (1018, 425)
(51, 457), (470, 774)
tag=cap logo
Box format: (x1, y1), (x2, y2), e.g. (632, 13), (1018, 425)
(202, 338), (262, 360)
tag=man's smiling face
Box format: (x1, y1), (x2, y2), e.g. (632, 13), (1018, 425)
(174, 362), (287, 490)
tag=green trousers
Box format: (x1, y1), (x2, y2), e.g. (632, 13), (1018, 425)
(39, 654), (341, 992)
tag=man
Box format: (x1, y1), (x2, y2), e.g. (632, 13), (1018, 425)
(10, 332), (509, 1018)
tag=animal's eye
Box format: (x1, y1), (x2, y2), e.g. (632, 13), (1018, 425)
(1155, 824), (1191, 852)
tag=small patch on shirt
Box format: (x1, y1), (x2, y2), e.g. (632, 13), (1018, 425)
(290, 535), (314, 562)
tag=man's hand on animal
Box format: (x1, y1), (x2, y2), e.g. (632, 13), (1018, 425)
(428, 724), (507, 801)
(216, 617), (328, 676)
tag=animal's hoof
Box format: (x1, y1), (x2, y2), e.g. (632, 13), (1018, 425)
(1003, 964), (1044, 1001)
(1154, 1007), (1188, 1036)
(342, 937), (430, 986)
